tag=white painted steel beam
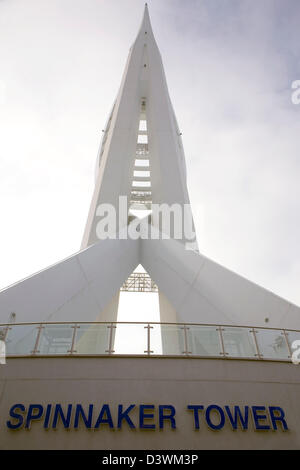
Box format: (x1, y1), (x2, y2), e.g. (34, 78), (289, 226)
(0, 232), (139, 324)
(140, 231), (300, 330)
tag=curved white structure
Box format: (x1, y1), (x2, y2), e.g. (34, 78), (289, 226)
(1, 4), (300, 452)
(0, 5), (299, 335)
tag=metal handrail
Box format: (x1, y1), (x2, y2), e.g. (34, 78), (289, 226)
(0, 320), (299, 332)
(1, 321), (299, 362)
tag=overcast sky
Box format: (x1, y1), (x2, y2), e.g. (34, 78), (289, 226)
(0, 0), (299, 309)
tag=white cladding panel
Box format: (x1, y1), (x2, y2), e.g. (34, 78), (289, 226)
(0, 236), (138, 324)
(141, 235), (300, 329)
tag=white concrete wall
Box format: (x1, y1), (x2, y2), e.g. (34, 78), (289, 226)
(0, 356), (300, 450)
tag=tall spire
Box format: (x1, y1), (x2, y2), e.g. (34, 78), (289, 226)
(81, 4), (196, 249)
(0, 4), (299, 348)
(139, 3), (152, 34)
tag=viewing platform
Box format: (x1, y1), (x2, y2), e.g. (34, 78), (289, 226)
(1, 320), (298, 362)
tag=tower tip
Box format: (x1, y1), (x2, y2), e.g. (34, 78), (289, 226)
(139, 1), (152, 34)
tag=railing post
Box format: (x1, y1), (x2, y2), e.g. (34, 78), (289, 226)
(105, 323), (116, 355)
(144, 324), (154, 355)
(181, 325), (191, 356)
(31, 324), (44, 355)
(250, 328), (262, 359)
(68, 324), (79, 355)
(282, 329), (292, 359)
(217, 327), (226, 357)
(3, 325), (11, 342)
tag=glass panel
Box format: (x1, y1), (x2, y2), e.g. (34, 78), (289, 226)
(5, 324), (39, 355)
(38, 324), (74, 355)
(134, 170), (150, 177)
(137, 134), (148, 144)
(160, 324), (185, 355)
(188, 325), (222, 356)
(132, 181), (151, 187)
(139, 120), (147, 131)
(150, 324), (163, 355)
(114, 323), (148, 355)
(74, 324), (110, 355)
(222, 327), (257, 358)
(255, 329), (289, 360)
(135, 159), (149, 167)
(285, 330), (300, 358)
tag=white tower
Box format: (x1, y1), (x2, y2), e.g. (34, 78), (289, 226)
(0, 4), (299, 345)
(82, 5), (194, 249)
(1, 5), (300, 452)
(81, 4), (197, 326)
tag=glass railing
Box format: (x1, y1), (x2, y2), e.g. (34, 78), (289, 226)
(0, 321), (299, 362)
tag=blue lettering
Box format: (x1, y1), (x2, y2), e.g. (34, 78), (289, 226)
(94, 404), (114, 429)
(159, 405), (176, 429)
(269, 406), (288, 431)
(5, 402), (288, 433)
(205, 405), (225, 430)
(74, 404), (93, 429)
(252, 406), (270, 430)
(43, 404), (52, 429)
(117, 404), (136, 429)
(52, 404), (72, 429)
(225, 406), (249, 430)
(187, 405), (204, 429)
(6, 404), (26, 430)
(25, 404), (44, 429)
(139, 405), (155, 429)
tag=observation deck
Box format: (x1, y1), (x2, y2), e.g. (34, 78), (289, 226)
(1, 320), (299, 362)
